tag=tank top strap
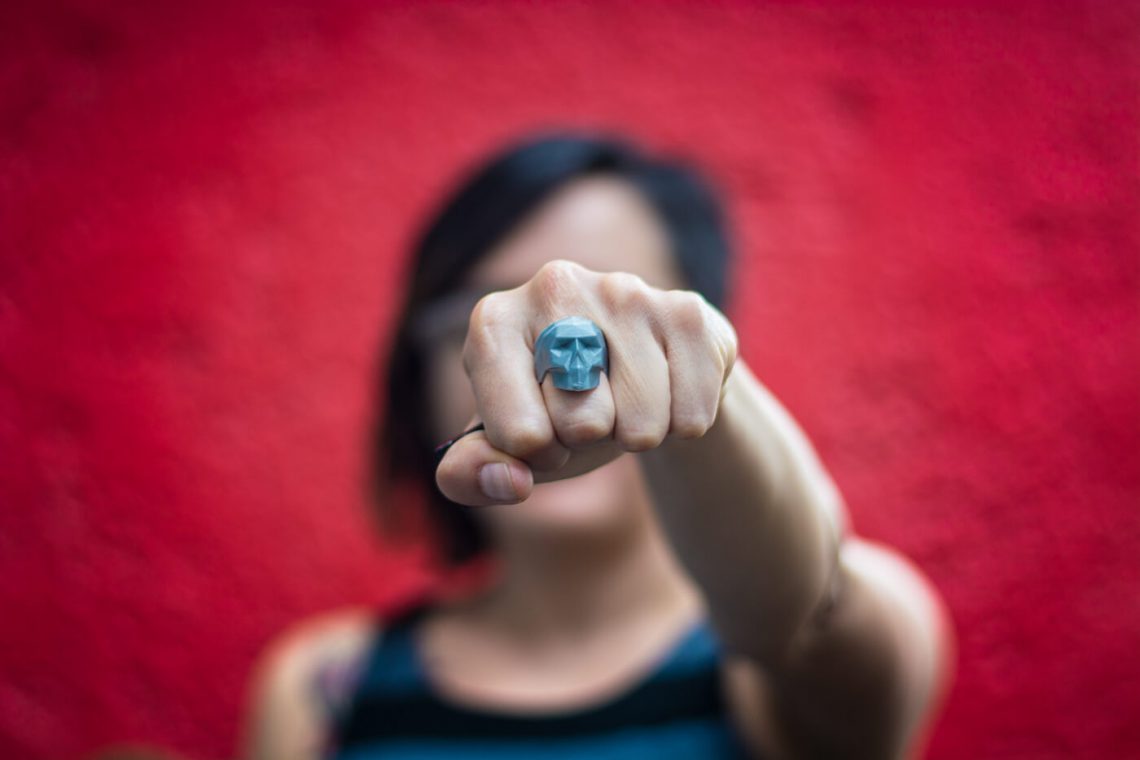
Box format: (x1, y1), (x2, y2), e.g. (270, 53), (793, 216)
(353, 599), (434, 696)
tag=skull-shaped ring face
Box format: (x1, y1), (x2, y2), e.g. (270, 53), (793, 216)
(534, 316), (609, 392)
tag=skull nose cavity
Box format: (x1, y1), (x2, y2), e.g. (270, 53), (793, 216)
(569, 343), (587, 368)
(562, 344), (587, 389)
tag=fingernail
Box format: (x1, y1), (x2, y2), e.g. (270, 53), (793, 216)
(478, 462), (519, 502)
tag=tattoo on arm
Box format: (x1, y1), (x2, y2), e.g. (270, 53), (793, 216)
(310, 655), (367, 722)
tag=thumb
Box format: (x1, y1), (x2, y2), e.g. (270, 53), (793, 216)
(435, 422), (535, 506)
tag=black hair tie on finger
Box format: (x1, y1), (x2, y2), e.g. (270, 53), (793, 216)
(433, 423), (486, 467)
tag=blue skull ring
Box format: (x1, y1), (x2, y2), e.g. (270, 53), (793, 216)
(534, 316), (609, 392)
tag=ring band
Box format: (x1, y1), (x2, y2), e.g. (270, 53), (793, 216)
(534, 316), (608, 392)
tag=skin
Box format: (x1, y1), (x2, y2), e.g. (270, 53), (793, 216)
(244, 177), (954, 759)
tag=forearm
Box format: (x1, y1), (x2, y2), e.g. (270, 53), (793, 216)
(640, 360), (846, 664)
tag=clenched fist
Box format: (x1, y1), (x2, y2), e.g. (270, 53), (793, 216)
(436, 260), (737, 506)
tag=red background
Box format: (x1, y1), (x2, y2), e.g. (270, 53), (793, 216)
(1, 2), (1138, 758)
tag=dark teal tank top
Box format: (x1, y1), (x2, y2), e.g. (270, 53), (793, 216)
(329, 602), (752, 759)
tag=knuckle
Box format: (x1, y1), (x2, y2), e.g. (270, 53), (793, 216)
(668, 291), (709, 334)
(531, 260), (583, 305)
(600, 272), (652, 313)
(465, 293), (507, 344)
(556, 415), (611, 448)
(617, 425), (667, 453)
(494, 418), (553, 458)
(462, 293), (514, 371)
(671, 412), (712, 440)
(468, 291), (506, 326)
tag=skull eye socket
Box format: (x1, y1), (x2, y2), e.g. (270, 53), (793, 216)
(551, 336), (601, 350)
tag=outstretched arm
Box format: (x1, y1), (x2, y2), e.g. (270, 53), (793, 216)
(642, 364), (953, 757)
(640, 362), (842, 663)
(435, 259), (953, 756)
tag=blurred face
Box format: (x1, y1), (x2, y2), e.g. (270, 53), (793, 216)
(422, 176), (687, 546)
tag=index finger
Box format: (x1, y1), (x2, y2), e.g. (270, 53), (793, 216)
(463, 291), (569, 472)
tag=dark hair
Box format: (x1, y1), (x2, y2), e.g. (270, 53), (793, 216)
(372, 132), (733, 566)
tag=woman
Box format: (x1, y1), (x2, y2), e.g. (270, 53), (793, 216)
(244, 134), (953, 759)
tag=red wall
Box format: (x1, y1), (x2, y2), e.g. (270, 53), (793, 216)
(1, 2), (1137, 758)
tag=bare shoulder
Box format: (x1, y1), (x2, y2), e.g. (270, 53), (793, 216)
(242, 607), (381, 760)
(723, 539), (954, 760)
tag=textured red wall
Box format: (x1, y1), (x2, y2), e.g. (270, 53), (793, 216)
(1, 2), (1137, 758)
